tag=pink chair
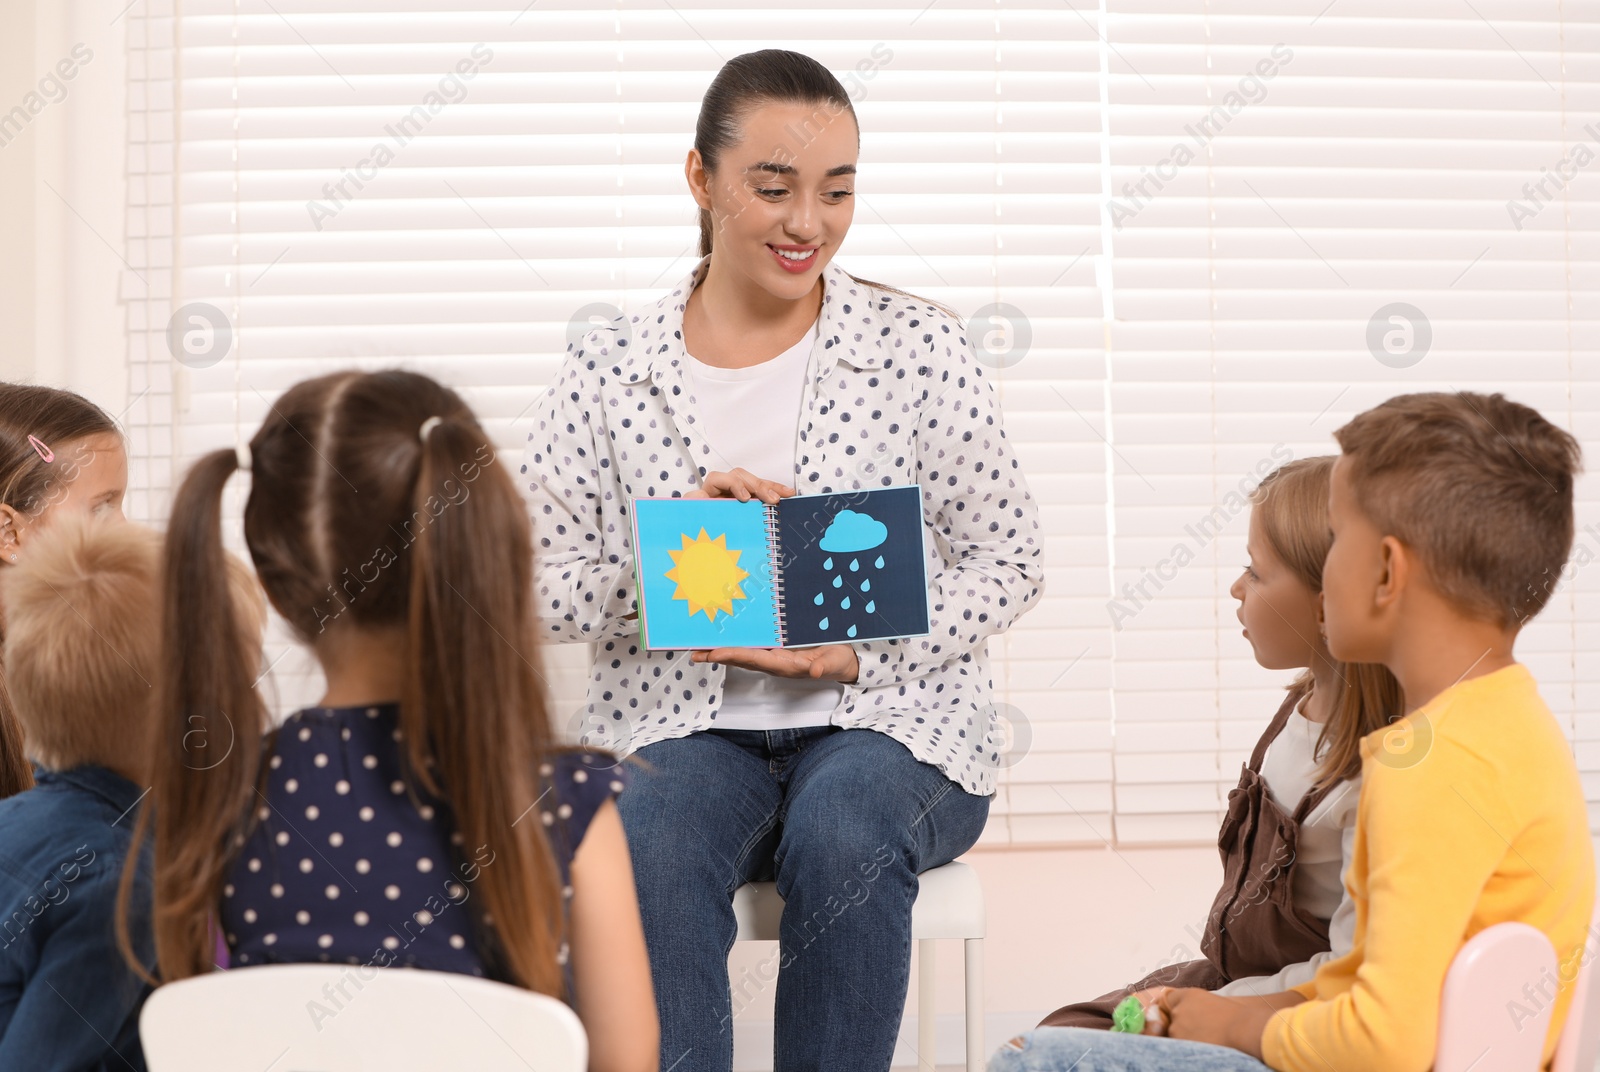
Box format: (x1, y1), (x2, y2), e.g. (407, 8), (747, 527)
(1436, 909), (1600, 1072)
(1551, 908), (1600, 1072)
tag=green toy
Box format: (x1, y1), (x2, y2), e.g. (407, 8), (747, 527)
(1110, 994), (1146, 1034)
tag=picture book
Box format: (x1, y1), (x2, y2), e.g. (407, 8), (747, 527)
(629, 485), (930, 650)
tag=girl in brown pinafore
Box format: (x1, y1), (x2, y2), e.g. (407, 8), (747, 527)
(1037, 457), (1403, 1031)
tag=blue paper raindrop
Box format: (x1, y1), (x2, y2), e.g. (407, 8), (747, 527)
(849, 558), (860, 571)
(823, 557), (833, 570)
(865, 600), (875, 613)
(832, 575), (843, 588)
(841, 596), (851, 609)
(819, 617), (830, 630)
(847, 624), (858, 638)
(813, 592), (824, 606)
(874, 555), (885, 569)
(861, 578), (871, 592)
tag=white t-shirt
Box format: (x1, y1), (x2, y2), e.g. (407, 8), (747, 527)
(1214, 706), (1361, 997)
(683, 317), (844, 731)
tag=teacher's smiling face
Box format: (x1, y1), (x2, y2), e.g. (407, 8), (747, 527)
(686, 99), (859, 300)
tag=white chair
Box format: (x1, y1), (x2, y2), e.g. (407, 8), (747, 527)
(1436, 908), (1600, 1072)
(140, 963), (586, 1072)
(732, 859), (986, 1072)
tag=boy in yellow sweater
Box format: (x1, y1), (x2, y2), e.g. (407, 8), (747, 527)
(992, 391), (1594, 1072)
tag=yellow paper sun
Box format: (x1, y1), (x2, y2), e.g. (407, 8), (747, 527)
(664, 528), (749, 621)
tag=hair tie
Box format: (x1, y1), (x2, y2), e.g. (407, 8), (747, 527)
(419, 416), (443, 442)
(235, 442), (252, 473)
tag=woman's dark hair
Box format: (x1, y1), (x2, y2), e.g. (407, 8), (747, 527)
(694, 49), (963, 321)
(124, 370), (565, 994)
(0, 383), (124, 798)
(694, 49), (846, 263)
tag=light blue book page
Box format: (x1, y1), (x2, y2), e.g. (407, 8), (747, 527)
(631, 498), (781, 649)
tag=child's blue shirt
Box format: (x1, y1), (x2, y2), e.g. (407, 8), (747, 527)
(0, 764), (155, 1072)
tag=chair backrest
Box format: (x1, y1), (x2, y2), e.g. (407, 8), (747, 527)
(140, 964), (587, 1072)
(1551, 907), (1600, 1072)
(1435, 922), (1557, 1072)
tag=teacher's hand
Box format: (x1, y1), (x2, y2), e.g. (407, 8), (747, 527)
(685, 468), (795, 504)
(692, 644), (859, 684)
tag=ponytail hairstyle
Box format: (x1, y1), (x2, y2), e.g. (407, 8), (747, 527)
(1250, 456), (1405, 789)
(0, 384), (123, 799)
(693, 48), (963, 322)
(136, 370), (565, 994)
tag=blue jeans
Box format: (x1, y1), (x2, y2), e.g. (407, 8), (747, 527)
(990, 1029), (1274, 1071)
(616, 725), (992, 1072)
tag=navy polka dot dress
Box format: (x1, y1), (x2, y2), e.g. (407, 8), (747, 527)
(221, 702), (626, 999)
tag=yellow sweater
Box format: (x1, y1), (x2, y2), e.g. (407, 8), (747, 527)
(1261, 663), (1595, 1072)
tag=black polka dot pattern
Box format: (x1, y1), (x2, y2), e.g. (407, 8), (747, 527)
(520, 255), (1045, 795)
(221, 703), (625, 997)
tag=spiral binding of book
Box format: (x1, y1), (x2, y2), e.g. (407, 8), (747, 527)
(763, 504), (787, 646)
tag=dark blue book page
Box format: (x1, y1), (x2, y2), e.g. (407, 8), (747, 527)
(775, 485), (929, 647)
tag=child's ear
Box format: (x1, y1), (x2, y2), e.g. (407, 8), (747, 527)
(0, 505), (22, 562)
(1373, 535), (1410, 611)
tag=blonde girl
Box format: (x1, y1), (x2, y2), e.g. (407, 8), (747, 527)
(1030, 456), (1402, 1034)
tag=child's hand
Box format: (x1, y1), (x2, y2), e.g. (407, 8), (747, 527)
(1161, 988), (1272, 1059)
(1162, 988), (1231, 1045)
(1129, 987), (1169, 1035)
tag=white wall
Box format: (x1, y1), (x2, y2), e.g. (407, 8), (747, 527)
(0, 0), (128, 409)
(0, 0), (36, 383)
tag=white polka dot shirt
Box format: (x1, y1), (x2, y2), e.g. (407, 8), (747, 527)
(522, 256), (1045, 796)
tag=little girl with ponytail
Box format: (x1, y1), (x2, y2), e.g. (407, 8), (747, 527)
(134, 370), (656, 1071)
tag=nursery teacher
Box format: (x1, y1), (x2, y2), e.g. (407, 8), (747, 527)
(521, 49), (1044, 1072)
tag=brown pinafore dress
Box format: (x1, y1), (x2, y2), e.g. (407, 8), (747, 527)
(1038, 687), (1339, 1029)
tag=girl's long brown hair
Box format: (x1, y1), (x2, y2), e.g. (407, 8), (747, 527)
(0, 384), (124, 799)
(1252, 456), (1404, 789)
(0, 675), (32, 798)
(133, 370), (564, 994)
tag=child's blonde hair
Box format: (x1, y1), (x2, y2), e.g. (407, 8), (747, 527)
(0, 514), (264, 773)
(2, 517), (162, 771)
(1251, 457), (1404, 788)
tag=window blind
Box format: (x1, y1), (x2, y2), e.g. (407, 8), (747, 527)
(122, 0), (1113, 847)
(121, 0), (1598, 847)
(124, 1), (178, 531)
(1104, 0), (1599, 842)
